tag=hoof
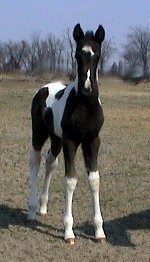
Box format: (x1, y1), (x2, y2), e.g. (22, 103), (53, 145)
(64, 238), (75, 245)
(95, 237), (106, 243)
(39, 210), (48, 216)
(40, 212), (47, 217)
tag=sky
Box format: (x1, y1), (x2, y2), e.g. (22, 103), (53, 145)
(1, 0), (150, 56)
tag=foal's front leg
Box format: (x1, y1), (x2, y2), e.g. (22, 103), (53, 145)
(82, 137), (106, 242)
(63, 137), (78, 245)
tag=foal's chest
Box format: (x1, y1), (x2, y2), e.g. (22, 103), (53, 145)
(62, 101), (103, 139)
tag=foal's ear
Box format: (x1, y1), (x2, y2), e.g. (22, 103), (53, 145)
(94, 25), (105, 44)
(73, 23), (84, 42)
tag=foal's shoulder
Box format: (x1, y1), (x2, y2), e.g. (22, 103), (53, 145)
(42, 81), (66, 96)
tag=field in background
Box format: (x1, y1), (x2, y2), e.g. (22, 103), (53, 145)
(0, 76), (150, 261)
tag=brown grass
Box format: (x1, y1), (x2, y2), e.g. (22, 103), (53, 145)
(0, 77), (150, 261)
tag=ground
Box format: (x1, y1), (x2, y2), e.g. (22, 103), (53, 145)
(0, 76), (150, 261)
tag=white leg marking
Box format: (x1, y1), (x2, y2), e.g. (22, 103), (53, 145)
(28, 148), (41, 220)
(39, 151), (58, 215)
(88, 171), (106, 239)
(64, 177), (77, 243)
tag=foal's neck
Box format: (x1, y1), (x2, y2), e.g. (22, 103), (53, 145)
(75, 74), (99, 103)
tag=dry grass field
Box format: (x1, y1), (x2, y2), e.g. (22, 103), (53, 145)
(0, 76), (150, 261)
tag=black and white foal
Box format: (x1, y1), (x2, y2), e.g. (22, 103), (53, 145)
(28, 24), (106, 244)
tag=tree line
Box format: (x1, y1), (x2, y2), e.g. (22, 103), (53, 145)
(0, 26), (150, 78)
(109, 26), (150, 78)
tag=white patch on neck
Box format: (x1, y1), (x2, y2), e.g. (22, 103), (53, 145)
(82, 46), (94, 56)
(85, 70), (91, 89)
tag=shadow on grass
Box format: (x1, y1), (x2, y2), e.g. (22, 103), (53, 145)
(105, 209), (150, 247)
(0, 205), (64, 240)
(75, 209), (150, 247)
(0, 205), (149, 247)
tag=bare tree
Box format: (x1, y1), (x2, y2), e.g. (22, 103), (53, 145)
(64, 28), (76, 77)
(23, 33), (41, 73)
(118, 60), (123, 77)
(56, 39), (64, 72)
(110, 62), (118, 76)
(46, 34), (64, 73)
(0, 42), (7, 71)
(21, 32), (65, 74)
(99, 38), (115, 74)
(123, 45), (138, 69)
(123, 26), (150, 77)
(6, 40), (27, 71)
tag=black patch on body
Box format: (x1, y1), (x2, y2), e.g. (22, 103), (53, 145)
(42, 107), (54, 131)
(55, 87), (66, 100)
(32, 87), (49, 109)
(42, 106), (62, 157)
(61, 88), (104, 143)
(31, 87), (56, 151)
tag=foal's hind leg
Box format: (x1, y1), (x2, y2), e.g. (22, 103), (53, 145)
(39, 135), (62, 215)
(28, 148), (41, 220)
(28, 124), (49, 220)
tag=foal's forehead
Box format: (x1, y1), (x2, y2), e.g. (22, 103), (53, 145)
(82, 46), (95, 56)
(78, 38), (100, 56)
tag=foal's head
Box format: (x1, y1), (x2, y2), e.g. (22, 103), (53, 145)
(73, 24), (105, 96)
